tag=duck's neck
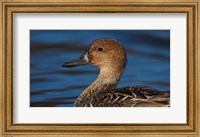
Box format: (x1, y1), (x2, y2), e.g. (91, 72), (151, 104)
(74, 67), (124, 106)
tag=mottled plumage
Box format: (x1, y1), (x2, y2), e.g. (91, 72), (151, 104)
(62, 38), (170, 107)
(75, 86), (170, 107)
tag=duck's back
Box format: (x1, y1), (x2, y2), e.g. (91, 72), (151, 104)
(78, 86), (170, 107)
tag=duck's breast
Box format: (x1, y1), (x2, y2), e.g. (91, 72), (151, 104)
(83, 86), (170, 107)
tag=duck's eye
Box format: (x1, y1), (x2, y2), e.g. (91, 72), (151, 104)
(98, 47), (103, 51)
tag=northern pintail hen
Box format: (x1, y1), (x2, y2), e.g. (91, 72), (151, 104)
(62, 38), (170, 107)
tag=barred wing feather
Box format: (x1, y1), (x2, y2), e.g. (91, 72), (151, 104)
(86, 86), (170, 107)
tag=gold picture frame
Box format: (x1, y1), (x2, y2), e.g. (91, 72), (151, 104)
(0, 0), (199, 136)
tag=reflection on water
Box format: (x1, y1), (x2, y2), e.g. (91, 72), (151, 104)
(30, 30), (170, 107)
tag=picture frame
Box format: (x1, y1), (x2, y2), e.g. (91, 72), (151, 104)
(0, 0), (199, 136)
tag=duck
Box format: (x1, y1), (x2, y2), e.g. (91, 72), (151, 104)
(62, 38), (170, 107)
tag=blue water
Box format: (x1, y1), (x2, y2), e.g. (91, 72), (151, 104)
(30, 30), (170, 107)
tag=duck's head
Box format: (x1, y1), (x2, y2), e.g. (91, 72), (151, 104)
(62, 38), (127, 79)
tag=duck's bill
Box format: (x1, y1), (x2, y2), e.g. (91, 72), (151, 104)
(62, 52), (89, 68)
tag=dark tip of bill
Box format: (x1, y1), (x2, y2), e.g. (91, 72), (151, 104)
(62, 64), (68, 68)
(62, 63), (74, 68)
